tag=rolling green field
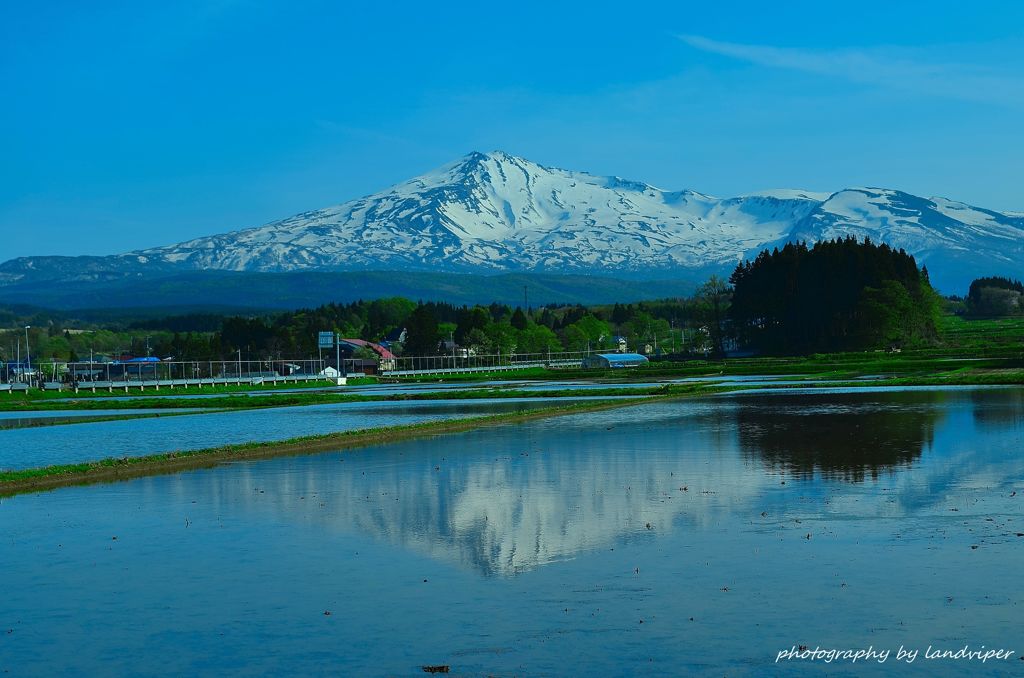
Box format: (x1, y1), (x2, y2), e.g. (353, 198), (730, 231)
(935, 314), (1024, 353)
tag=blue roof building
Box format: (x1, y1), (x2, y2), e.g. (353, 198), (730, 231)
(581, 353), (649, 369)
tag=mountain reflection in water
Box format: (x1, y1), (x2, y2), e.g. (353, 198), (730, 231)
(143, 388), (1024, 578)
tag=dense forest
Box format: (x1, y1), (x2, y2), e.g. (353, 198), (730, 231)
(728, 238), (941, 353)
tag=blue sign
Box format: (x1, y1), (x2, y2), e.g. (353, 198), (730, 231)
(318, 331), (335, 349)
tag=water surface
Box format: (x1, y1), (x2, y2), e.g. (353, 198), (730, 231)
(1, 388), (1021, 675)
(0, 397), (594, 470)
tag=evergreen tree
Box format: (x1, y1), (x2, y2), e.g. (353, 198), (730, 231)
(696, 276), (731, 357)
(404, 305), (440, 355)
(510, 307), (528, 330)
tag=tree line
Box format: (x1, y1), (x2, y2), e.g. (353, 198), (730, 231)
(1, 293), (726, 363)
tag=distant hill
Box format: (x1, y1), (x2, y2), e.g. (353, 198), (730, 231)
(0, 270), (702, 311)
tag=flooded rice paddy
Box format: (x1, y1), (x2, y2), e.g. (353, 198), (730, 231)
(0, 398), (600, 470)
(1, 387), (1022, 675)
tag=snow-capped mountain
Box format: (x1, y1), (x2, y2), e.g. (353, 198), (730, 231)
(134, 150), (824, 275)
(1, 150), (1022, 293)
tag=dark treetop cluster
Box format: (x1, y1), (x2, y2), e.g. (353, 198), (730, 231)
(728, 237), (941, 354)
(965, 276), (1024, 317)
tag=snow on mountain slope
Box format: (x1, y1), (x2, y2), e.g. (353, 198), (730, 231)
(788, 188), (1024, 280)
(1, 151), (1022, 292)
(135, 151), (821, 275)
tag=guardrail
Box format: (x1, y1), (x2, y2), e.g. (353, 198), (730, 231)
(64, 374), (337, 393)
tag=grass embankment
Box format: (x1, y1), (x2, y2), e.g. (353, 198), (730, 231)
(0, 393), (679, 497)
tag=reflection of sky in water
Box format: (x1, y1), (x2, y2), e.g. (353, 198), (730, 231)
(1, 388), (1022, 675)
(0, 398), (592, 470)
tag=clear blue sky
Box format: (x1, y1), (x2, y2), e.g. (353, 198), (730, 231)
(2, 1), (1022, 260)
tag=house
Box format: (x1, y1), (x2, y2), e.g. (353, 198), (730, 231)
(339, 338), (396, 371)
(581, 353), (649, 369)
(611, 335), (628, 352)
(383, 327), (407, 345)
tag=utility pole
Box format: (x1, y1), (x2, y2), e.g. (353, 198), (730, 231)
(24, 326), (31, 385)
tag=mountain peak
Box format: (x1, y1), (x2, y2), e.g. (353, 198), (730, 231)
(2, 152), (1022, 294)
(434, 149), (542, 185)
(456, 149), (529, 167)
